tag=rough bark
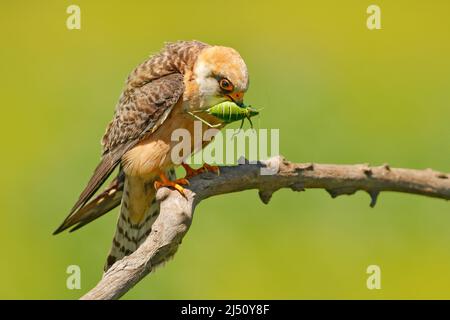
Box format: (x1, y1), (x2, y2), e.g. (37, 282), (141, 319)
(81, 156), (450, 300)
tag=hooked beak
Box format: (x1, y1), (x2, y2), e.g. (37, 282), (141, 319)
(226, 91), (245, 107)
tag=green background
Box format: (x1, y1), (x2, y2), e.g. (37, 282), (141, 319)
(1, 0), (449, 299)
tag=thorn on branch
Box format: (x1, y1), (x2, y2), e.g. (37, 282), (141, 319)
(326, 187), (358, 199)
(326, 189), (339, 198)
(258, 190), (274, 204)
(425, 168), (449, 180)
(362, 164), (373, 177)
(368, 190), (380, 208)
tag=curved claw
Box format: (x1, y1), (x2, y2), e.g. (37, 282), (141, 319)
(154, 173), (189, 198)
(182, 163), (220, 179)
(202, 163), (220, 175)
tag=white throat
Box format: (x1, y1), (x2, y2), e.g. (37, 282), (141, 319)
(193, 61), (224, 109)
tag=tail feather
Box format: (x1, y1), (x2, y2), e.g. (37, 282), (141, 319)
(104, 169), (176, 271)
(53, 170), (125, 235)
(104, 196), (159, 271)
(68, 152), (121, 217)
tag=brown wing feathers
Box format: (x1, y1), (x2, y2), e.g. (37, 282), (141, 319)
(54, 41), (208, 235)
(54, 74), (185, 234)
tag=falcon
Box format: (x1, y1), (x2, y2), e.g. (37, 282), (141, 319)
(54, 40), (249, 271)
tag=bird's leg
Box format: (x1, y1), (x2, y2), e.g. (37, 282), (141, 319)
(154, 172), (189, 197)
(182, 162), (220, 179)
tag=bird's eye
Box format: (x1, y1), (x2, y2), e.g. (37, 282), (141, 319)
(219, 78), (233, 91)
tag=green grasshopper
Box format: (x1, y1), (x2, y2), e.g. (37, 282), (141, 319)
(187, 101), (259, 129)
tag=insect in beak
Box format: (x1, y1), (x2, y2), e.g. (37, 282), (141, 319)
(187, 101), (260, 132)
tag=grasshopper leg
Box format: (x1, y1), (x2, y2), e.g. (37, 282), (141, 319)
(187, 111), (222, 128)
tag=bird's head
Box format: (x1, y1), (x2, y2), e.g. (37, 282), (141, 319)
(193, 46), (249, 109)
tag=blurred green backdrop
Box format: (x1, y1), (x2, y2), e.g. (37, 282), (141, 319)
(1, 0), (449, 299)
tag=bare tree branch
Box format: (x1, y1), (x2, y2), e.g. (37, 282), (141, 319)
(80, 155), (450, 300)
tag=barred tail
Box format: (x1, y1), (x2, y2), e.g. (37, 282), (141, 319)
(104, 169), (175, 271)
